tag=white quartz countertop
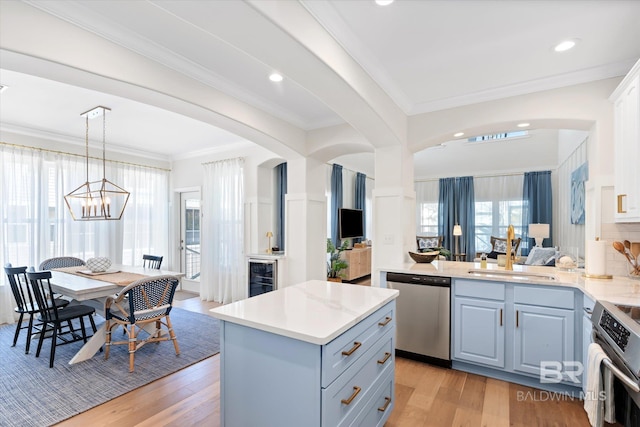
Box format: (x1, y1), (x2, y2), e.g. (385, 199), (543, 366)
(209, 280), (398, 345)
(380, 260), (640, 307)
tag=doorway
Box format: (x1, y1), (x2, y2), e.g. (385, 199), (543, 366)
(180, 191), (201, 292)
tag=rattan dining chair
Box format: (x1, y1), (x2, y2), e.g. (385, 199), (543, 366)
(104, 275), (180, 372)
(38, 256), (86, 270)
(4, 264), (71, 354)
(25, 270), (98, 368)
(142, 254), (163, 270)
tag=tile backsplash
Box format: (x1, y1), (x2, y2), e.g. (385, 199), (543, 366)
(600, 222), (640, 277)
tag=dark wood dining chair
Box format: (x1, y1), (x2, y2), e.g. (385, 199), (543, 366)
(142, 254), (163, 269)
(4, 264), (70, 354)
(25, 270), (98, 368)
(104, 275), (180, 372)
(38, 256), (86, 270)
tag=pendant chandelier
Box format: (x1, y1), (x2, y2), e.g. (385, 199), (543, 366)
(64, 106), (130, 221)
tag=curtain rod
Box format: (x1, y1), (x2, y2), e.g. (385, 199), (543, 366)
(201, 156), (244, 166)
(415, 170), (529, 182)
(0, 141), (172, 172)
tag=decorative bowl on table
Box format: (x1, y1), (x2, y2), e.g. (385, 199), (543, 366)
(86, 257), (112, 273)
(408, 250), (439, 263)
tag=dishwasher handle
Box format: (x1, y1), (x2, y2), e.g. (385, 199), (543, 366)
(386, 272), (451, 287)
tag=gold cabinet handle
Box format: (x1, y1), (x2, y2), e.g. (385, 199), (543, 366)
(378, 316), (392, 327)
(516, 310), (519, 328)
(341, 386), (362, 405)
(377, 352), (392, 365)
(378, 397), (392, 412)
(342, 341), (362, 356)
(499, 308), (503, 326)
(618, 194), (627, 213)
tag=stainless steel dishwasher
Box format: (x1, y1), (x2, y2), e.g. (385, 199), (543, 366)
(386, 272), (451, 367)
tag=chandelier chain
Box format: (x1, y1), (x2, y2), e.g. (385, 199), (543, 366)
(85, 115), (90, 183)
(102, 107), (106, 181)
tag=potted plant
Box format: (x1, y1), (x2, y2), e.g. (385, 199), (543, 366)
(432, 246), (452, 259)
(327, 238), (349, 282)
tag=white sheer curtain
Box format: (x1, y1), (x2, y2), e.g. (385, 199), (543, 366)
(200, 158), (245, 304)
(0, 143), (169, 323)
(120, 163), (170, 266)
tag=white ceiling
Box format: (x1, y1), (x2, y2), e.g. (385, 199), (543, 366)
(1, 0), (639, 160)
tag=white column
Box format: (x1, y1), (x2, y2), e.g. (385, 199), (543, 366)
(371, 145), (416, 286)
(284, 157), (327, 286)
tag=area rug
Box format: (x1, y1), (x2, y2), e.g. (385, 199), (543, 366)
(0, 308), (220, 426)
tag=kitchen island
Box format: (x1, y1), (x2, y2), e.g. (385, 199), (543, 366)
(210, 280), (399, 427)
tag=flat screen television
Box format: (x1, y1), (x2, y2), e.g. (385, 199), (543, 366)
(339, 208), (364, 239)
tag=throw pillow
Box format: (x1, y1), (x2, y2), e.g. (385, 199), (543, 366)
(417, 236), (439, 250)
(487, 250), (502, 259)
(525, 247), (557, 266)
(493, 239), (508, 253)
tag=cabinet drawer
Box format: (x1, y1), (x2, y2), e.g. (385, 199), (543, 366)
(322, 302), (395, 387)
(513, 285), (575, 309)
(352, 368), (394, 427)
(454, 279), (505, 300)
(322, 330), (394, 427)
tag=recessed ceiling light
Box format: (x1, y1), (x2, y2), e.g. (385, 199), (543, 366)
(517, 123), (530, 128)
(269, 73), (283, 82)
(454, 132), (465, 137)
(554, 40), (577, 52)
(375, 0), (394, 5)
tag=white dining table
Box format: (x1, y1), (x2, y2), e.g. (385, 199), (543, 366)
(49, 265), (185, 364)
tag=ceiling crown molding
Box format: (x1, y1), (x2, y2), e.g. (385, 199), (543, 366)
(409, 60), (635, 115)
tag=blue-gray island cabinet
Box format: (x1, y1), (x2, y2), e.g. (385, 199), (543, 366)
(210, 280), (399, 427)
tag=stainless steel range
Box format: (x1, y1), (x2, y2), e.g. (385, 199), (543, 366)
(591, 300), (640, 427)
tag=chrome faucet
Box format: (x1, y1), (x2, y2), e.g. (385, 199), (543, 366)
(505, 224), (515, 271)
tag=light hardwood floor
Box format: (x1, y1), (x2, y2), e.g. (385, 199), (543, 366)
(56, 289), (591, 427)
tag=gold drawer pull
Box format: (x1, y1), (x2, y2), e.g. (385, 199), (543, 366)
(378, 316), (392, 327)
(618, 194), (627, 213)
(341, 386), (362, 405)
(377, 352), (392, 365)
(342, 341), (362, 356)
(378, 397), (392, 412)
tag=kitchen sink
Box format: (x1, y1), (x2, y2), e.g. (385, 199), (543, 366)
(468, 269), (557, 282)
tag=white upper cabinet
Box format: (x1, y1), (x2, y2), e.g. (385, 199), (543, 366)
(611, 59), (640, 223)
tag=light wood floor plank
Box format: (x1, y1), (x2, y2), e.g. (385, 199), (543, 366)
(53, 293), (593, 427)
(480, 378), (511, 427)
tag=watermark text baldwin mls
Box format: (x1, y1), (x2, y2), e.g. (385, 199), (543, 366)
(514, 360), (608, 402)
(517, 390), (606, 402)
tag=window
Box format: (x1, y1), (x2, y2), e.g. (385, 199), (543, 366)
(415, 180), (439, 236)
(467, 130), (528, 142)
(1, 144), (169, 269)
(475, 199), (526, 254)
(417, 202), (438, 235)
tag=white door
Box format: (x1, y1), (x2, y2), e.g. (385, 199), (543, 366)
(180, 191), (201, 293)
